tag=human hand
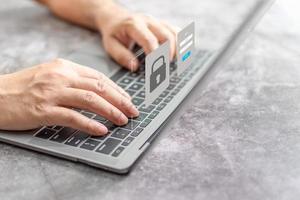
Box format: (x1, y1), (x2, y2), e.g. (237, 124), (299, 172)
(95, 4), (178, 71)
(0, 59), (139, 135)
(38, 0), (178, 71)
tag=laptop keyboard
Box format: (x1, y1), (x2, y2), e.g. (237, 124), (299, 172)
(34, 50), (210, 157)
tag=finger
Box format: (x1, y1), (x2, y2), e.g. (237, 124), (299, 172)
(161, 21), (181, 36)
(147, 20), (177, 60)
(125, 19), (159, 54)
(67, 61), (132, 98)
(103, 36), (139, 71)
(56, 88), (129, 126)
(70, 77), (139, 117)
(48, 107), (108, 136)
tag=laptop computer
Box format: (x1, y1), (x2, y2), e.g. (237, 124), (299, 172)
(0, 0), (274, 174)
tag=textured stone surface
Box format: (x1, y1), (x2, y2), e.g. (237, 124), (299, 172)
(1, 0), (300, 200)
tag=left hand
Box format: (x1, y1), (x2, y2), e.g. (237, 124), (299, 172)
(95, 6), (178, 71)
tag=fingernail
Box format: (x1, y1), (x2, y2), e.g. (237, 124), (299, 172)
(129, 105), (139, 117)
(128, 59), (138, 71)
(96, 123), (108, 135)
(119, 113), (128, 125)
(151, 42), (159, 51)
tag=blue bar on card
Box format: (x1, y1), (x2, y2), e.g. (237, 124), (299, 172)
(182, 51), (191, 62)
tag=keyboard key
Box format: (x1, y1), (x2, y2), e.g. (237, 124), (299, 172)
(122, 136), (134, 146)
(164, 96), (173, 103)
(156, 103), (167, 111)
(111, 128), (130, 139)
(170, 77), (181, 83)
(137, 76), (145, 84)
(131, 127), (143, 137)
(91, 134), (108, 140)
(136, 91), (145, 99)
(118, 84), (127, 89)
(65, 131), (89, 147)
(184, 77), (191, 82)
(139, 104), (155, 113)
(189, 71), (197, 77)
(149, 111), (159, 119)
(177, 82), (185, 89)
(93, 115), (106, 122)
(167, 84), (175, 91)
(170, 63), (176, 72)
(72, 108), (82, 112)
(50, 127), (76, 143)
(80, 139), (100, 151)
(35, 128), (56, 139)
(159, 91), (169, 98)
(104, 121), (117, 131)
(81, 112), (94, 118)
(122, 120), (139, 130)
(140, 119), (152, 128)
(179, 71), (188, 78)
(171, 89), (180, 95)
(132, 97), (143, 106)
(127, 72), (139, 78)
(112, 146), (125, 157)
(126, 89), (136, 97)
(96, 138), (121, 155)
(119, 77), (133, 85)
(133, 112), (147, 121)
(129, 83), (143, 91)
(153, 98), (163, 105)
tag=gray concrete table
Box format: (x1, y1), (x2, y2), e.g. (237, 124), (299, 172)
(1, 0), (300, 200)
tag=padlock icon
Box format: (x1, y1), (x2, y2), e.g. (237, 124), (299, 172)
(150, 55), (166, 92)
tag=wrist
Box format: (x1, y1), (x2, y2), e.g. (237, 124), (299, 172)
(92, 1), (129, 33)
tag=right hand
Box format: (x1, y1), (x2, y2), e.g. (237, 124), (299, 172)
(0, 59), (139, 136)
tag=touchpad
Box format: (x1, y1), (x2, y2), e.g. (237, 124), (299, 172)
(66, 51), (120, 78)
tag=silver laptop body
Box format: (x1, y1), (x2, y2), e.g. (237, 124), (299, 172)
(0, 0), (274, 173)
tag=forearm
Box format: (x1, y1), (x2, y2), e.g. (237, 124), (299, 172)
(36, 0), (127, 31)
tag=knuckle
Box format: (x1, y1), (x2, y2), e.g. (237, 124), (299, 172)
(34, 103), (48, 114)
(109, 107), (118, 119)
(109, 107), (123, 123)
(120, 98), (131, 110)
(33, 80), (53, 93)
(142, 36), (156, 46)
(124, 16), (140, 27)
(96, 80), (106, 94)
(82, 91), (97, 105)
